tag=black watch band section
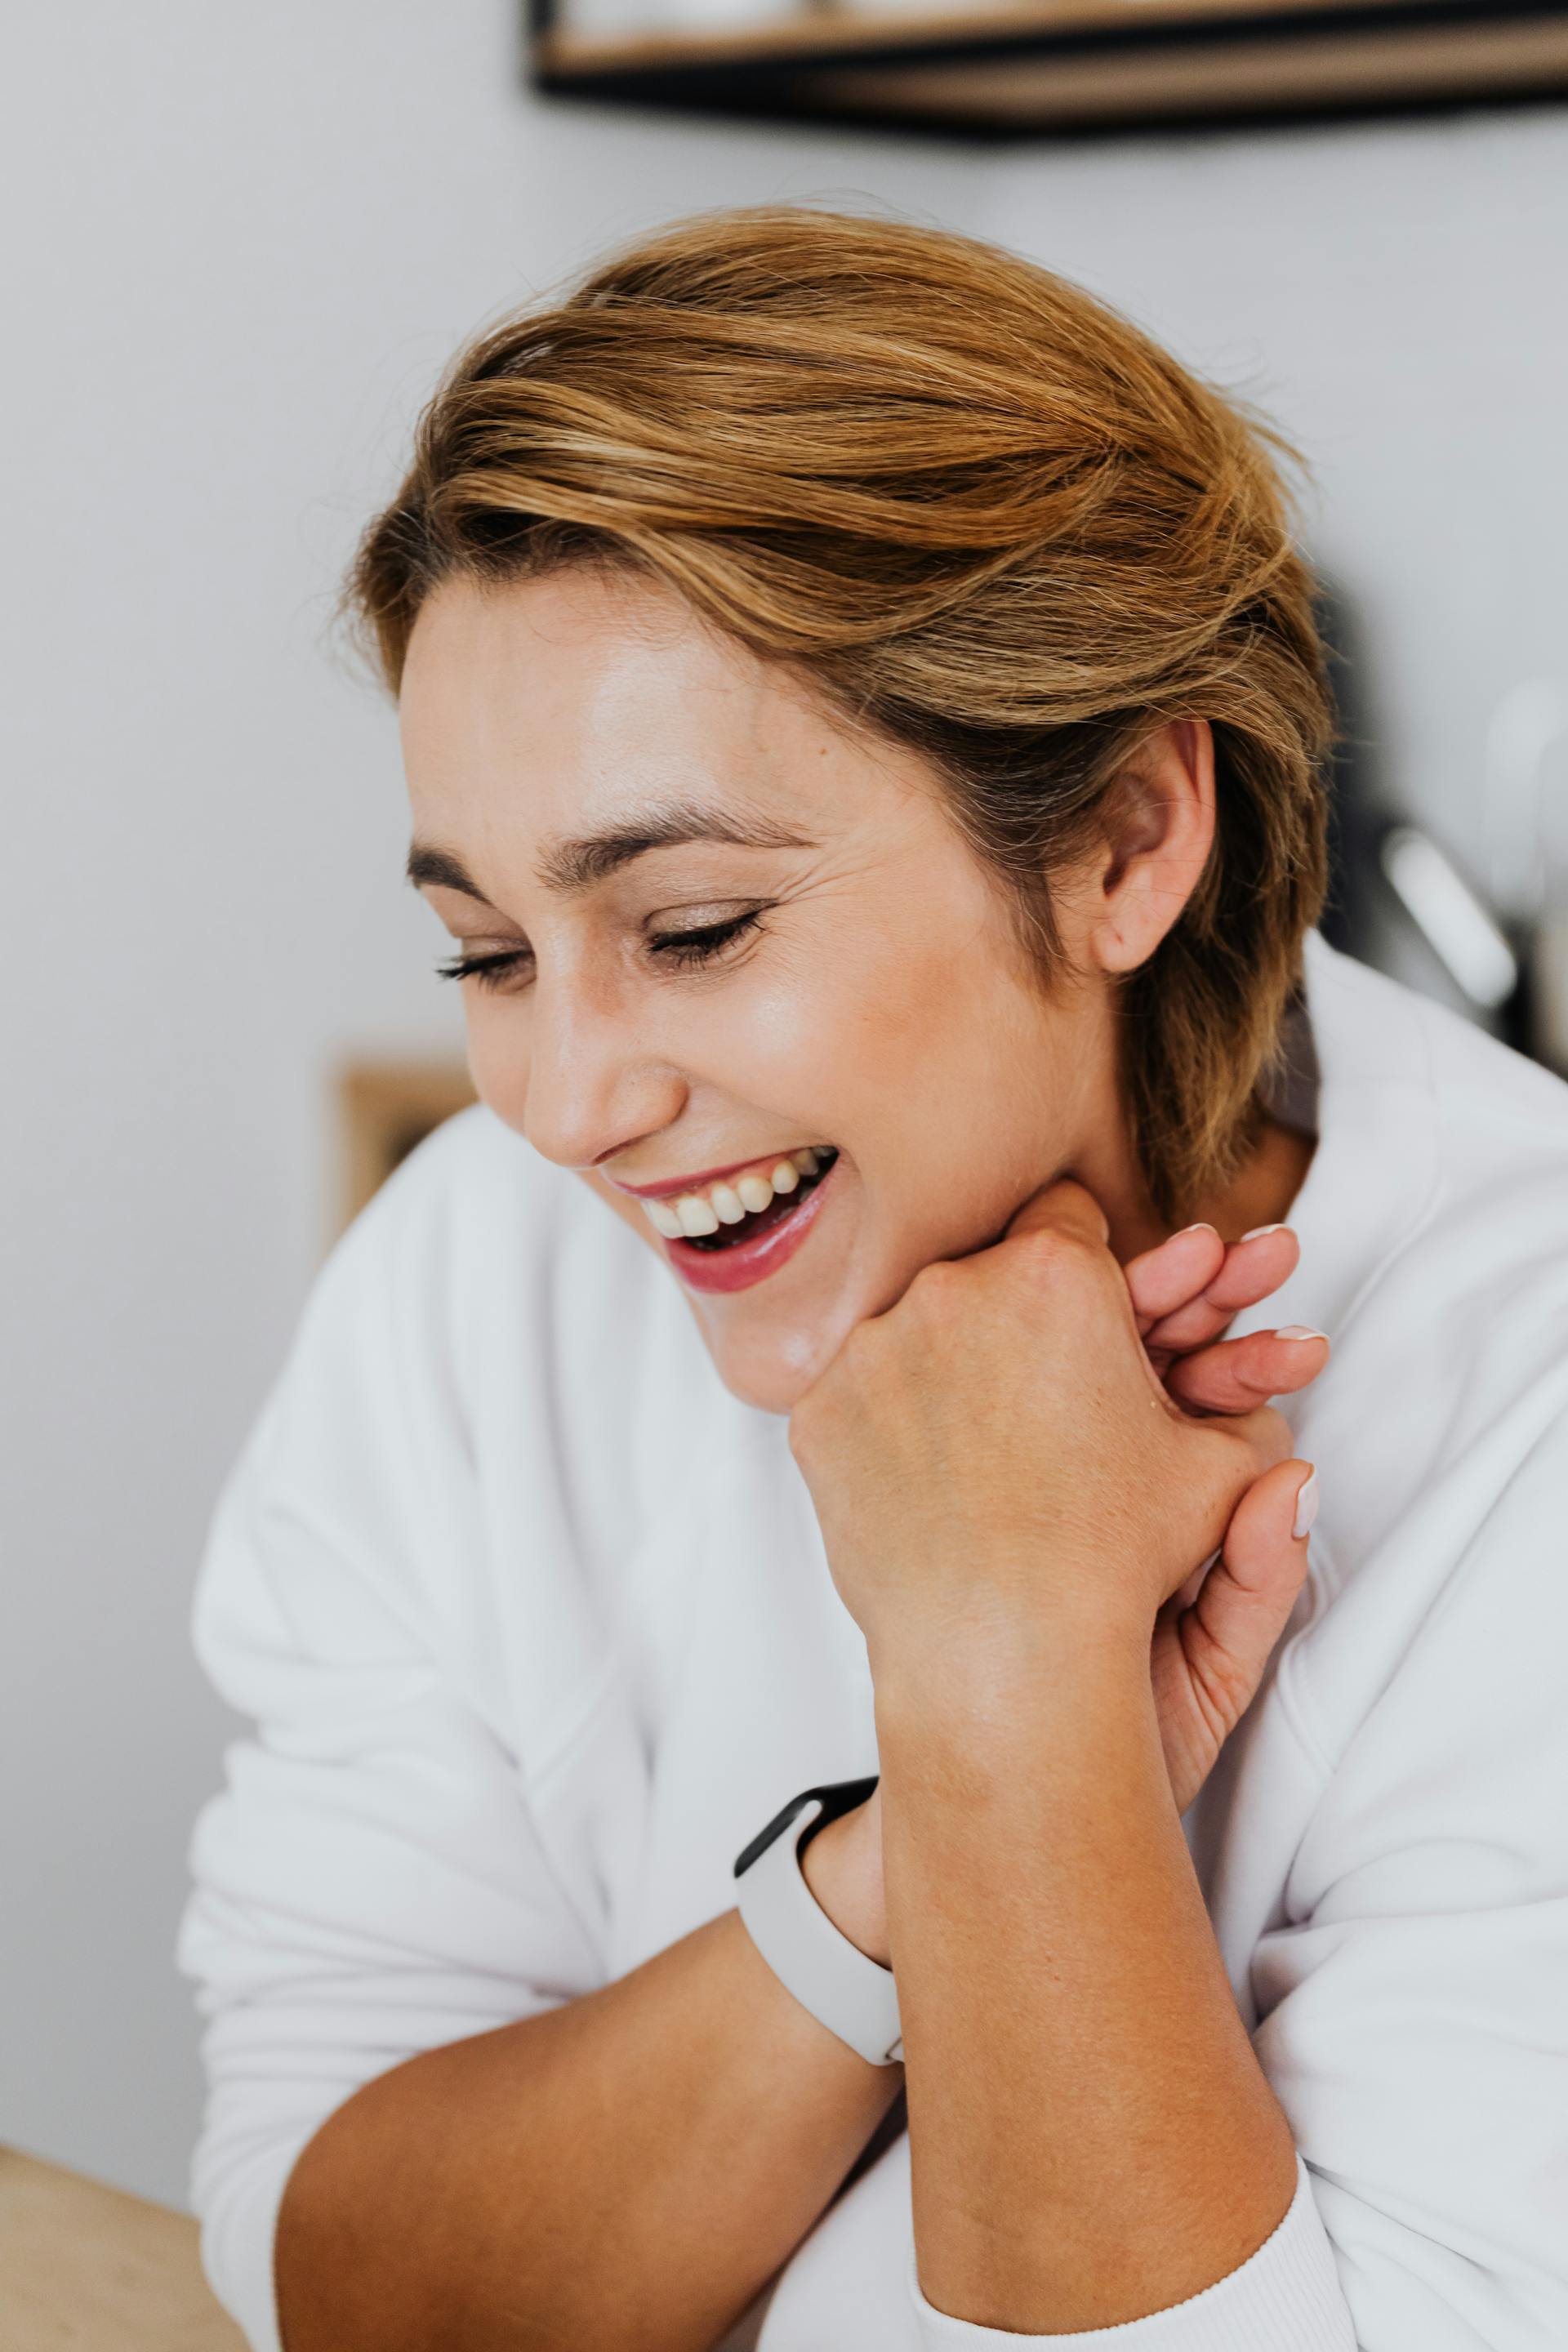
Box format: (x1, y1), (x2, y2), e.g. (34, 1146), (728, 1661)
(733, 1774), (880, 1878)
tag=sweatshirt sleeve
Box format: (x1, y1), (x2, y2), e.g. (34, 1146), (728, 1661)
(176, 1179), (604, 2352)
(907, 2158), (1355, 2349)
(1245, 1395), (1568, 2351)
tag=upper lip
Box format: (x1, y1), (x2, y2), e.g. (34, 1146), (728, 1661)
(608, 1151), (822, 1202)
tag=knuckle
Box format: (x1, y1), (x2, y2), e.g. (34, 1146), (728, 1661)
(1205, 1408), (1289, 1500)
(1014, 1227), (1077, 1276)
(904, 1258), (965, 1321)
(1245, 1405), (1292, 1465)
(1034, 1177), (1107, 1236)
(1013, 1225), (1104, 1301)
(1188, 1640), (1256, 1740)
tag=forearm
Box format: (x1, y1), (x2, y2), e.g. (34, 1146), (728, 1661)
(275, 1901), (903, 2352)
(874, 1617), (1298, 2336)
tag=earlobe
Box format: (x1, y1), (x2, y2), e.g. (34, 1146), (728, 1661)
(1090, 720), (1216, 977)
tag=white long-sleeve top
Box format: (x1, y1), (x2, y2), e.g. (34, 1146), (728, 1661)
(179, 932), (1568, 2351)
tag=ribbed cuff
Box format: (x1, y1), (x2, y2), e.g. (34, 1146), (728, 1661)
(908, 2157), (1357, 2349)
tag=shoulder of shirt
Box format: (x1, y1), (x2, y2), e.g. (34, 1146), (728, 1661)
(211, 1102), (724, 1619)
(314, 1098), (645, 1303)
(1310, 933), (1568, 1268)
(336, 1097), (607, 1254)
(278, 1099), (693, 1437)
(1262, 948), (1568, 1798)
(1291, 940), (1568, 1531)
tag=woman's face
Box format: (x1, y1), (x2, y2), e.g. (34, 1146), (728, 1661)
(401, 568), (1132, 1414)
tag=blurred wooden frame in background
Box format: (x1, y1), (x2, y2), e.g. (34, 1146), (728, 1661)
(532, 0), (1568, 139)
(336, 1059), (477, 1235)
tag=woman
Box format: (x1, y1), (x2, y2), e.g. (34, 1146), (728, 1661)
(180, 209), (1568, 2350)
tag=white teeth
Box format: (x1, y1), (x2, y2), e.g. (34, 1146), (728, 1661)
(675, 1194), (719, 1238)
(641, 1148), (833, 1243)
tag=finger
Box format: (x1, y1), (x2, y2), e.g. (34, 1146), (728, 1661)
(1178, 1459), (1318, 1717)
(1213, 1402), (1295, 1478)
(1165, 1327), (1330, 1414)
(1003, 1176), (1110, 1251)
(1124, 1223), (1226, 1334)
(1199, 1225), (1300, 1315)
(1143, 1227), (1300, 1352)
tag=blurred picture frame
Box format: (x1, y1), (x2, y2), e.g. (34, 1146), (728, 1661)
(336, 1059), (477, 1236)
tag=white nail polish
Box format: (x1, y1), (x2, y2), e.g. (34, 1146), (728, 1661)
(1277, 1325), (1329, 1343)
(1293, 1468), (1320, 1541)
(1241, 1223), (1287, 1241)
(1174, 1222), (1219, 1239)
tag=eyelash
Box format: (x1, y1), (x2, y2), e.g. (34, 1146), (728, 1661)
(434, 910), (765, 993)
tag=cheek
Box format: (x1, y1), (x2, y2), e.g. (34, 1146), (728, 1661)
(857, 991), (1080, 1235)
(727, 925), (960, 1124)
(679, 962), (862, 1129)
(461, 1009), (531, 1131)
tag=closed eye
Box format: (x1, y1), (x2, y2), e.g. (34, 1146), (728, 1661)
(434, 948), (531, 992)
(647, 909), (764, 968)
(434, 909), (766, 993)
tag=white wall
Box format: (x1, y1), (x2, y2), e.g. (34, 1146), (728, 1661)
(0, 0), (986, 2207)
(982, 106), (1568, 887)
(2, 0), (1565, 2213)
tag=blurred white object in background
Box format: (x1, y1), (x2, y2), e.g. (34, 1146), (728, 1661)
(1379, 825), (1518, 1010)
(1365, 678), (1568, 1067)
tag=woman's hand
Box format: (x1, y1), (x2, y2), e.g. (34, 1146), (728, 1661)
(1125, 1216), (1323, 1415)
(797, 1187), (1325, 1960)
(789, 1178), (1296, 1661)
(1123, 1217), (1327, 1810)
(829, 1188), (1313, 2323)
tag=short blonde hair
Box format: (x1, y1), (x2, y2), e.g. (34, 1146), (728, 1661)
(344, 205), (1332, 1219)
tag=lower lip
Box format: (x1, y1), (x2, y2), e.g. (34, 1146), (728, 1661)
(662, 1160), (839, 1294)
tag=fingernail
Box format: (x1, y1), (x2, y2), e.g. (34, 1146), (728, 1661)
(1173, 1222), (1219, 1239)
(1241, 1223), (1287, 1241)
(1293, 1467), (1320, 1540)
(1276, 1325), (1329, 1342)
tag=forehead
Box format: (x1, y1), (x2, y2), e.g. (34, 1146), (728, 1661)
(398, 568), (849, 847)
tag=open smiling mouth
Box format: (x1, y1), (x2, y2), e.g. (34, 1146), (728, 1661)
(684, 1148), (839, 1251)
(635, 1147), (841, 1291)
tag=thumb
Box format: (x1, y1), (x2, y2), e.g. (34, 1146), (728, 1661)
(1003, 1175), (1111, 1250)
(1182, 1459), (1318, 1716)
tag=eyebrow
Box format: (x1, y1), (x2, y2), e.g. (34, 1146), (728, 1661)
(405, 804), (813, 903)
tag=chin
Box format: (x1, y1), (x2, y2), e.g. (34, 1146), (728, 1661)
(686, 1212), (973, 1416)
(693, 1294), (860, 1418)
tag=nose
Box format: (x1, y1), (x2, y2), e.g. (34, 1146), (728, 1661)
(511, 973), (687, 1174)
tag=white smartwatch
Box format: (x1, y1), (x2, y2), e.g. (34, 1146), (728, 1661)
(733, 1776), (904, 2068)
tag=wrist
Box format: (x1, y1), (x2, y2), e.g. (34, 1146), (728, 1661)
(869, 1601), (1153, 1748)
(800, 1804), (890, 1968)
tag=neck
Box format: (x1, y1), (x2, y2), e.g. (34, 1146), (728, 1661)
(1193, 1116), (1316, 1249)
(1077, 1114), (1316, 1267)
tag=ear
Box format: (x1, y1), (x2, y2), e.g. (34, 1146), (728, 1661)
(1085, 719), (1216, 977)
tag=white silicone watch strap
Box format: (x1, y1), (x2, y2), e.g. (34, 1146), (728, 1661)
(736, 1795), (904, 2067)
